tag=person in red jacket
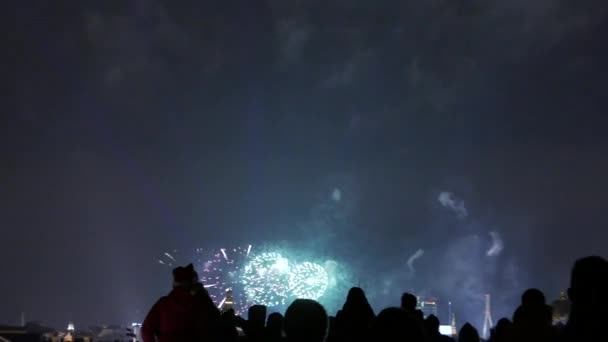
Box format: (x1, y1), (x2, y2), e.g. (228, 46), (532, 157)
(142, 263), (220, 342)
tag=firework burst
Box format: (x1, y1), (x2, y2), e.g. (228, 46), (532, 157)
(158, 250), (180, 267)
(199, 246), (252, 314)
(242, 252), (291, 307)
(289, 262), (329, 300)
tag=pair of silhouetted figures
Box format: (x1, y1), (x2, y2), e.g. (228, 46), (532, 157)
(142, 255), (608, 342)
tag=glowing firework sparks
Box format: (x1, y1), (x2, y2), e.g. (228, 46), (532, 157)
(158, 250), (181, 267)
(200, 246), (252, 314)
(164, 252), (176, 262)
(242, 252), (291, 306)
(157, 246), (347, 311)
(289, 262), (329, 300)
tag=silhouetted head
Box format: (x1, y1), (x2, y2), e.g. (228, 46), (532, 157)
(172, 263), (198, 287)
(284, 299), (328, 342)
(371, 307), (425, 342)
(401, 292), (417, 312)
(569, 256), (608, 306)
(424, 314), (440, 336)
(515, 289), (553, 326)
(521, 288), (546, 306)
(345, 287), (368, 306)
(248, 304), (267, 330)
(567, 256), (608, 332)
(342, 287), (375, 323)
(459, 323), (480, 342)
(494, 318), (512, 337)
(266, 312), (284, 334)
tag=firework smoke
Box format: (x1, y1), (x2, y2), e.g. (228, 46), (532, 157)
(486, 231), (504, 257)
(332, 188), (342, 202)
(407, 249), (425, 274)
(438, 192), (468, 218)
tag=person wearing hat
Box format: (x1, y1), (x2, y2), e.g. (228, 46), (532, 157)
(142, 264), (220, 342)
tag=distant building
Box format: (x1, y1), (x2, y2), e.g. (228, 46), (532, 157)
(1, 322), (57, 341)
(25, 321), (55, 335)
(93, 325), (136, 342)
(131, 323), (142, 342)
(0, 324), (41, 342)
(416, 296), (438, 318)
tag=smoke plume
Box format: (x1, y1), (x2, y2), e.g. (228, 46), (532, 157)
(438, 192), (468, 218)
(407, 249), (425, 274)
(486, 231), (504, 257)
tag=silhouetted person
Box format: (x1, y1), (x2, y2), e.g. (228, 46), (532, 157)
(425, 314), (455, 342)
(414, 309), (424, 322)
(266, 312), (285, 342)
(521, 288), (546, 307)
(284, 299), (328, 342)
(142, 263), (220, 342)
(245, 304), (267, 342)
(331, 310), (345, 342)
(401, 292), (417, 313)
(218, 309), (239, 342)
(235, 315), (247, 338)
(514, 288), (552, 325)
(488, 318), (511, 342)
(326, 316), (339, 342)
(560, 256), (608, 342)
(370, 307), (425, 342)
(339, 287), (375, 341)
(512, 289), (554, 342)
(458, 323), (479, 342)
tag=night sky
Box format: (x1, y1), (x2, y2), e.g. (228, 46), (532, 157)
(1, 0), (608, 329)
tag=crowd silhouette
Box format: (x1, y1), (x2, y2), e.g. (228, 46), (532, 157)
(142, 255), (608, 342)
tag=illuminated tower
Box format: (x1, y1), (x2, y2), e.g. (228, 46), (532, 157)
(447, 301), (452, 324)
(482, 294), (493, 339)
(451, 312), (457, 337)
(220, 289), (235, 313)
(65, 322), (75, 342)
